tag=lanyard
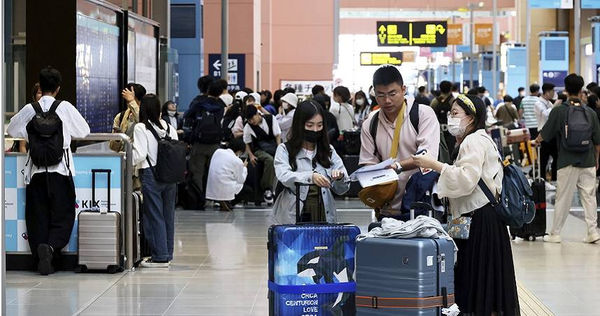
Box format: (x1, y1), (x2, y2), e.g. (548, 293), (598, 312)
(389, 102), (406, 159)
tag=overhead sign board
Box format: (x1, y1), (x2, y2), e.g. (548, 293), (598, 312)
(447, 24), (463, 45)
(377, 21), (448, 47)
(208, 53), (246, 90)
(529, 0), (573, 8)
(475, 24), (493, 45)
(360, 52), (403, 66)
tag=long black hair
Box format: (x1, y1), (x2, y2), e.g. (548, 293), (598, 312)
(353, 90), (368, 113)
(287, 100), (332, 169)
(140, 94), (164, 130)
(450, 94), (487, 161)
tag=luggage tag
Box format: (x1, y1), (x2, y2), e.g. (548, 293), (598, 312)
(415, 149), (432, 175)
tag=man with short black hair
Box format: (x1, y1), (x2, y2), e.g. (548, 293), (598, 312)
(537, 74), (600, 244)
(359, 65), (440, 218)
(431, 80), (456, 152)
(183, 80), (226, 210)
(513, 87), (526, 116)
(536, 83), (559, 184)
(7, 66), (90, 275)
(312, 85), (325, 97)
(521, 84), (542, 138)
(414, 86), (431, 105)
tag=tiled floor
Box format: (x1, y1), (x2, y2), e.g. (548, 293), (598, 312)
(5, 200), (600, 316)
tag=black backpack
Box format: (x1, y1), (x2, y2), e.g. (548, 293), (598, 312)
(562, 103), (593, 153)
(369, 103), (451, 164)
(192, 106), (223, 144)
(26, 100), (65, 168)
(146, 123), (187, 184)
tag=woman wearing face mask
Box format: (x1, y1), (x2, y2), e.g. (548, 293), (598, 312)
(161, 101), (184, 137)
(412, 94), (520, 316)
(353, 90), (370, 127)
(271, 100), (349, 224)
(275, 92), (299, 142)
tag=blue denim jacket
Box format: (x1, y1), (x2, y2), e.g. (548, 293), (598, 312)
(271, 143), (350, 224)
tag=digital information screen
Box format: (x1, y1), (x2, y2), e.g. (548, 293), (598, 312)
(377, 21), (447, 47)
(128, 17), (158, 94)
(76, 14), (120, 133)
(360, 52), (403, 66)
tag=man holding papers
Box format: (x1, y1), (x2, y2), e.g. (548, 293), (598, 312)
(359, 65), (441, 218)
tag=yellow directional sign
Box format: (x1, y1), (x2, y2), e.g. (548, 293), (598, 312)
(360, 52), (403, 66)
(376, 21), (448, 47)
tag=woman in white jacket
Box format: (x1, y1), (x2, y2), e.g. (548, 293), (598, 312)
(276, 92), (298, 142)
(132, 94), (179, 268)
(413, 94), (519, 316)
(206, 138), (249, 211)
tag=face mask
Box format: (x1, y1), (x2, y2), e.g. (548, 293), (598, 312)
(282, 102), (289, 110)
(168, 110), (177, 117)
(447, 116), (467, 137)
(356, 99), (365, 106)
(304, 130), (322, 143)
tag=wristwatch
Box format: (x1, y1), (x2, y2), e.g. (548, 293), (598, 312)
(394, 161), (402, 174)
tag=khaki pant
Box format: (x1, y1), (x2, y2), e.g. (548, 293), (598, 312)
(553, 166), (599, 236)
(254, 150), (275, 191)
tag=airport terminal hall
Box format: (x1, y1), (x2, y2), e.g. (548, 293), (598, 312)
(4, 0), (600, 315)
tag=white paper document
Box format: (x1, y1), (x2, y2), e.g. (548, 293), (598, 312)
(350, 158), (398, 188)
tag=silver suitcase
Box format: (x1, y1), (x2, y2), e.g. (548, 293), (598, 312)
(76, 169), (122, 273)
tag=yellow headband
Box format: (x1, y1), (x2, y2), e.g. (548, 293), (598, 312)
(456, 94), (476, 114)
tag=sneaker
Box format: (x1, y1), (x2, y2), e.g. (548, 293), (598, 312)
(264, 190), (274, 205)
(140, 259), (170, 268)
(583, 232), (600, 244)
(219, 201), (234, 212)
(37, 243), (55, 275)
(544, 181), (556, 191)
(543, 234), (562, 243)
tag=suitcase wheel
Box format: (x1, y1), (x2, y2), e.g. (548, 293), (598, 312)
(74, 265), (88, 273)
(107, 265), (122, 274)
(527, 235), (537, 242)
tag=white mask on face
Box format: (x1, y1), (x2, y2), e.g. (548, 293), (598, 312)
(447, 116), (468, 136)
(356, 99), (365, 106)
(168, 110), (177, 117)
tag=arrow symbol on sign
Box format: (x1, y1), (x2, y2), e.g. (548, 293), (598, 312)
(378, 25), (387, 44)
(437, 25), (446, 35)
(213, 60), (221, 70)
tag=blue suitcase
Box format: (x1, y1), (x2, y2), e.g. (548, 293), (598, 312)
(268, 184), (361, 316)
(355, 212), (455, 315)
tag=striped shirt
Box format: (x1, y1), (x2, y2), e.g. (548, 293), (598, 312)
(520, 95), (542, 129)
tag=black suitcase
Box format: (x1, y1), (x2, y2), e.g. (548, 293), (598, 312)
(133, 191), (151, 265)
(341, 155), (361, 198)
(511, 146), (546, 241)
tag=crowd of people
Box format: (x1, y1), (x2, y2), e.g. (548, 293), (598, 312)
(7, 63), (600, 315)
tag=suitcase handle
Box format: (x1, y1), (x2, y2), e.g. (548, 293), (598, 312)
(409, 202), (434, 220)
(295, 182), (325, 224)
(91, 169), (112, 213)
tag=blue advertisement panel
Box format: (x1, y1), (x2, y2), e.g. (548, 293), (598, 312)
(582, 0), (600, 8)
(542, 71), (568, 89)
(4, 154), (122, 253)
(529, 0), (573, 8)
(208, 54), (246, 91)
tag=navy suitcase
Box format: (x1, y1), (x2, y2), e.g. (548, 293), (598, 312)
(268, 184), (361, 316)
(355, 204), (455, 316)
(511, 146), (546, 241)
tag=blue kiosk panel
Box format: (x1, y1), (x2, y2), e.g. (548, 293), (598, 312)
(539, 34), (569, 90)
(505, 46), (527, 97)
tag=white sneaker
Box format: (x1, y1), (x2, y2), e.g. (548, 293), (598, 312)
(140, 259), (170, 268)
(544, 181), (556, 191)
(264, 190), (274, 205)
(543, 234), (562, 243)
(583, 232), (600, 244)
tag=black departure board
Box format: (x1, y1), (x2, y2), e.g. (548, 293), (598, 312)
(377, 21), (448, 47)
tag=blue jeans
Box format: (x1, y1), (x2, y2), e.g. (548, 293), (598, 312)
(140, 168), (177, 262)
